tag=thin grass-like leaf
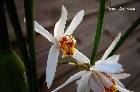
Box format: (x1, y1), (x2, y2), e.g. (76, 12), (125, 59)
(108, 17), (140, 57)
(90, 0), (106, 65)
(5, 0), (31, 90)
(1, 1), (28, 92)
(24, 0), (39, 92)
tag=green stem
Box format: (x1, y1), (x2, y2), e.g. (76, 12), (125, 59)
(90, 0), (106, 65)
(5, 0), (31, 90)
(108, 17), (140, 57)
(24, 0), (39, 91)
(0, 0), (10, 52)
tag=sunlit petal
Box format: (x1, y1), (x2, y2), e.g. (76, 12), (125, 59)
(95, 62), (123, 74)
(105, 55), (120, 64)
(72, 49), (90, 63)
(101, 33), (121, 60)
(77, 71), (92, 92)
(112, 73), (130, 80)
(97, 55), (120, 64)
(52, 71), (86, 92)
(54, 5), (67, 40)
(64, 10), (84, 35)
(34, 21), (56, 43)
(46, 44), (59, 88)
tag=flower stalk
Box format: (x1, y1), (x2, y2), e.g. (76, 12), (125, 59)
(24, 0), (39, 91)
(90, 0), (106, 65)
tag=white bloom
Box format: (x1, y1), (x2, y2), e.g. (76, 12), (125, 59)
(52, 33), (133, 92)
(34, 5), (89, 88)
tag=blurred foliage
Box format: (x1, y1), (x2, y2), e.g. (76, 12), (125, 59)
(109, 17), (140, 57)
(0, 50), (28, 92)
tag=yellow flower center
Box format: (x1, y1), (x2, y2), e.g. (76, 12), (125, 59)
(59, 35), (76, 57)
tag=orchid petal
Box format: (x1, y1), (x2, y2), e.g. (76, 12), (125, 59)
(46, 44), (59, 88)
(97, 55), (120, 64)
(116, 85), (133, 92)
(52, 71), (86, 92)
(54, 5), (67, 40)
(89, 72), (105, 92)
(95, 62), (123, 74)
(85, 84), (90, 92)
(112, 73), (130, 80)
(101, 33), (121, 60)
(112, 76), (125, 88)
(105, 55), (120, 64)
(34, 21), (55, 43)
(72, 49), (90, 63)
(113, 76), (133, 92)
(64, 10), (84, 35)
(77, 71), (92, 92)
(96, 72), (113, 88)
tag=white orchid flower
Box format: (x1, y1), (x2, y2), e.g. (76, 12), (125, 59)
(34, 5), (89, 88)
(52, 33), (133, 92)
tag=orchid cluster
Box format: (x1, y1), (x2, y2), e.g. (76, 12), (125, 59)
(34, 5), (132, 92)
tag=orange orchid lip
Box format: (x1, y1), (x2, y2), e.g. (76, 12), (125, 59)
(59, 35), (76, 57)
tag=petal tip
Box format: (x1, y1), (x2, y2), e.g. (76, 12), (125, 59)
(117, 32), (121, 41)
(46, 73), (52, 89)
(61, 5), (67, 16)
(47, 84), (51, 89)
(79, 10), (84, 16)
(62, 5), (66, 11)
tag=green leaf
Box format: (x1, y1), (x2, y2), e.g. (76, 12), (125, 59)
(0, 50), (28, 92)
(24, 0), (39, 91)
(5, 0), (32, 90)
(90, 0), (106, 65)
(108, 17), (140, 57)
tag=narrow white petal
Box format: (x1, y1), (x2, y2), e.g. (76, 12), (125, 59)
(95, 62), (123, 74)
(112, 76), (125, 88)
(76, 79), (80, 85)
(46, 44), (59, 88)
(64, 10), (84, 35)
(72, 49), (90, 64)
(105, 55), (120, 63)
(96, 72), (113, 88)
(97, 55), (120, 64)
(34, 21), (55, 43)
(112, 73), (131, 80)
(89, 73), (105, 92)
(52, 71), (86, 92)
(54, 5), (67, 40)
(85, 84), (90, 92)
(116, 85), (133, 92)
(77, 71), (92, 92)
(101, 33), (121, 60)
